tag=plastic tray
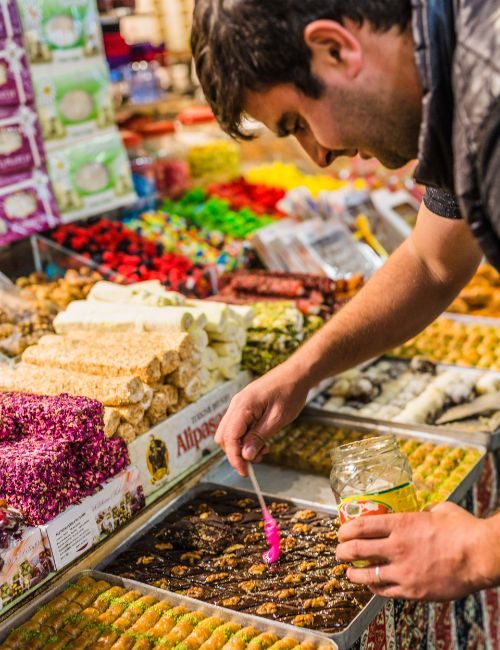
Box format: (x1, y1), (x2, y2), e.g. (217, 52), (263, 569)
(97, 482), (384, 650)
(0, 569), (338, 650)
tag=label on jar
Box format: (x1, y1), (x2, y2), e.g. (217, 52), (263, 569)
(339, 481), (418, 524)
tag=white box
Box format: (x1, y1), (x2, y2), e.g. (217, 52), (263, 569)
(129, 372), (251, 496)
(40, 465), (144, 570)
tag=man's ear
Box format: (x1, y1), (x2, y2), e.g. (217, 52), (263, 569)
(304, 20), (363, 80)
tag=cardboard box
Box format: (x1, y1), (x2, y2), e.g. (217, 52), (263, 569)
(40, 465), (144, 570)
(0, 527), (53, 610)
(129, 372), (251, 496)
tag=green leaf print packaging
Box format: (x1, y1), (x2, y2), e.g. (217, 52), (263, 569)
(33, 60), (115, 146)
(48, 131), (135, 222)
(17, 0), (103, 64)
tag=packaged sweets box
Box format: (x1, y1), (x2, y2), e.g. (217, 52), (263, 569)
(39, 466), (144, 571)
(47, 131), (135, 223)
(0, 527), (53, 611)
(129, 372), (252, 497)
(33, 59), (115, 148)
(17, 0), (103, 65)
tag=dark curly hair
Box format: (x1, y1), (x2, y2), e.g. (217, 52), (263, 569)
(191, 0), (412, 139)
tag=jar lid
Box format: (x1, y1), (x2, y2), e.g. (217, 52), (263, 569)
(139, 120), (176, 137)
(178, 106), (215, 125)
(121, 129), (143, 149)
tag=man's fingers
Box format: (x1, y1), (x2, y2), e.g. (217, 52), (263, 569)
(338, 515), (396, 542)
(216, 402), (256, 477)
(252, 447), (269, 464)
(346, 564), (397, 587)
(336, 539), (390, 564)
(242, 431), (268, 461)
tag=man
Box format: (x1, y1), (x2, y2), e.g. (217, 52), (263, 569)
(191, 0), (500, 600)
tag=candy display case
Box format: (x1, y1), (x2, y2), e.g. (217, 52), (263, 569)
(0, 571), (339, 650)
(310, 357), (500, 449)
(99, 485), (382, 650)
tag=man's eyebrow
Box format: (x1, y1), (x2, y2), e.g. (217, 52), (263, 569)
(276, 112), (295, 138)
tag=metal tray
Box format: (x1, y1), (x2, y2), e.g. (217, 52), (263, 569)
(296, 413), (487, 506)
(309, 358), (500, 450)
(97, 482), (384, 650)
(0, 569), (339, 649)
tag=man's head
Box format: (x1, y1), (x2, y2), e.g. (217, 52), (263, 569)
(192, 0), (423, 169)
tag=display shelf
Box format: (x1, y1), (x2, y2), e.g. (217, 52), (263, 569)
(0, 450), (223, 628)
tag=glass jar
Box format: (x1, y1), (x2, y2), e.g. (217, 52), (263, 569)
(330, 435), (418, 524)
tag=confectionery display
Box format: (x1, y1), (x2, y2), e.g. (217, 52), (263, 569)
(242, 302), (324, 375)
(0, 3), (498, 643)
(447, 264), (500, 317)
(213, 270), (364, 319)
(0, 575), (334, 650)
(267, 422), (482, 508)
(123, 210), (254, 271)
(0, 280), (253, 439)
(50, 220), (213, 297)
(163, 189), (276, 239)
(207, 179), (286, 216)
(245, 163), (349, 196)
(0, 392), (128, 524)
(315, 357), (500, 431)
(391, 319), (500, 370)
(0, 269), (102, 359)
(107, 487), (372, 632)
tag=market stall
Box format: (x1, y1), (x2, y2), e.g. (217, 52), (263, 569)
(0, 1), (499, 649)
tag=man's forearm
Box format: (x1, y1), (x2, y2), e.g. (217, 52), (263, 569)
(285, 210), (481, 388)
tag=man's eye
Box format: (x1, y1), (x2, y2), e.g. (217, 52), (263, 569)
(294, 121), (306, 134)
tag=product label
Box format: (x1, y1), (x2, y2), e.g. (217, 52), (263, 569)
(339, 482), (418, 524)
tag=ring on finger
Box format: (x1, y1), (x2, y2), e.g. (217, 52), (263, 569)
(375, 565), (383, 585)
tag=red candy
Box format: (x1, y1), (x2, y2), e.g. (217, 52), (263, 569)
(51, 219), (212, 297)
(207, 178), (286, 216)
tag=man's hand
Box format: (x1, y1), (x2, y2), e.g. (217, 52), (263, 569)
(214, 360), (311, 476)
(336, 503), (497, 601)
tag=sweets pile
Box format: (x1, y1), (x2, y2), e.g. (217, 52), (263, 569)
(163, 189), (275, 239)
(245, 162), (349, 197)
(0, 269), (101, 359)
(448, 265), (500, 317)
(0, 576), (333, 650)
(0, 393), (128, 525)
(51, 220), (213, 297)
(267, 422), (482, 508)
(15, 269), (103, 311)
(207, 179), (285, 216)
(124, 210), (253, 271)
(0, 282), (250, 441)
(316, 358), (500, 431)
(213, 270), (364, 319)
(242, 302), (324, 375)
(107, 487), (371, 632)
(187, 140), (241, 182)
(391, 319), (500, 370)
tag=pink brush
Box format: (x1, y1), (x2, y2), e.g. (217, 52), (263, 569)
(247, 463), (281, 564)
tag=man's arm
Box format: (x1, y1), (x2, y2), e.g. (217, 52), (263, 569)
(216, 203), (482, 475)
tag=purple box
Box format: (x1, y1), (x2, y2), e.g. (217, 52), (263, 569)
(0, 105), (45, 174)
(0, 167), (60, 247)
(0, 0), (22, 40)
(0, 37), (34, 106)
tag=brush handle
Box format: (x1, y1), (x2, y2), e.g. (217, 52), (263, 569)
(247, 463), (268, 514)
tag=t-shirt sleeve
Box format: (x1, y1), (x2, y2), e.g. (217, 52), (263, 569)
(423, 186), (463, 219)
